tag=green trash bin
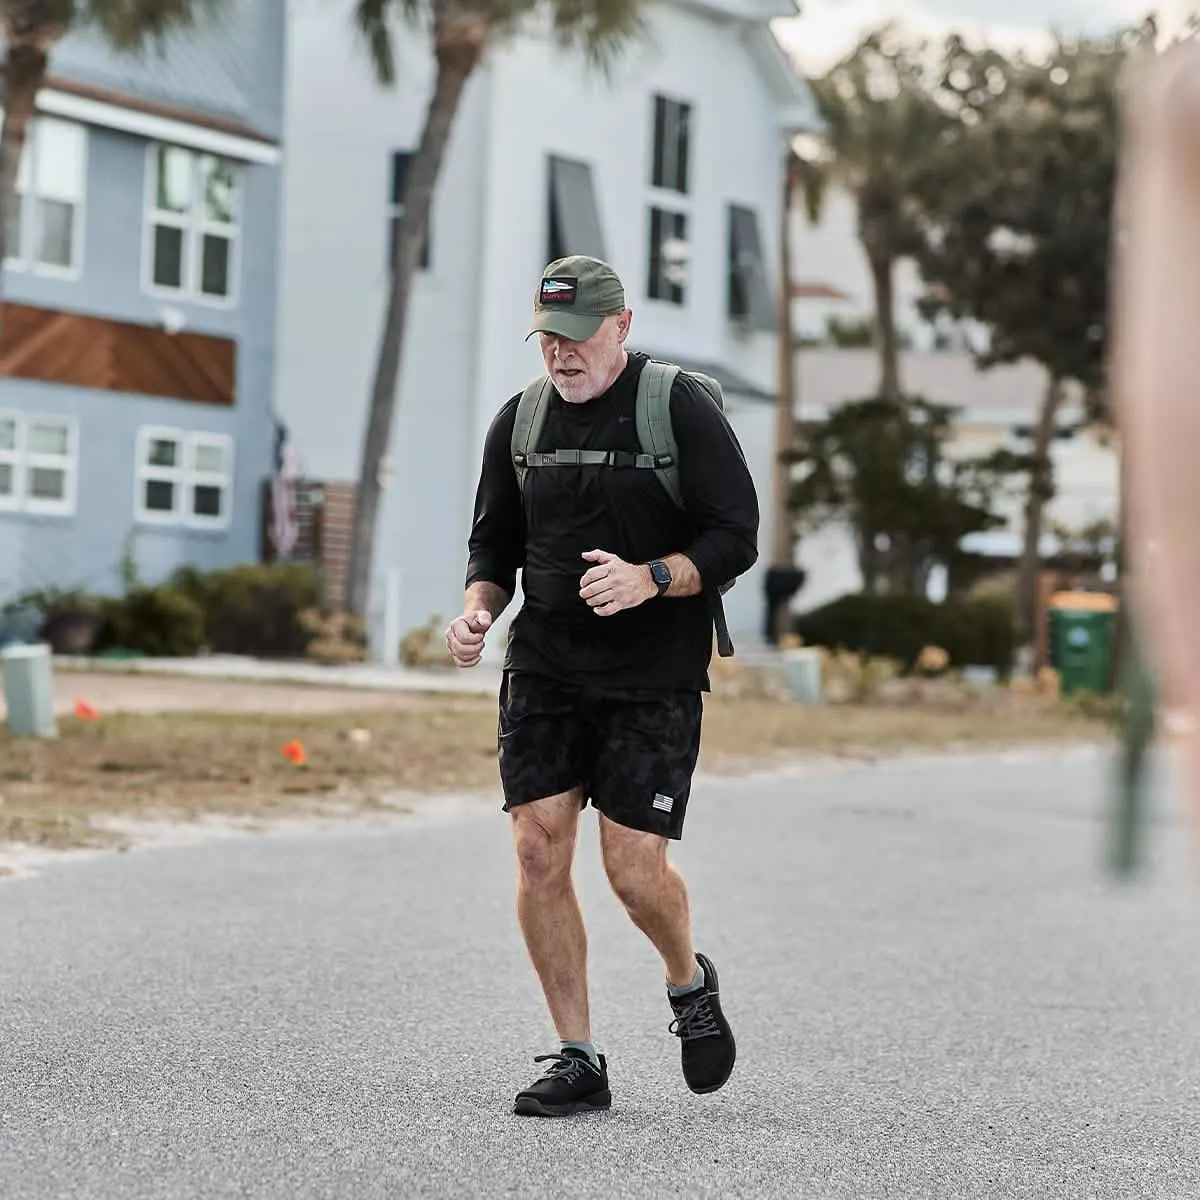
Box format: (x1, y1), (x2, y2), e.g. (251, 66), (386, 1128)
(1049, 608), (1117, 695)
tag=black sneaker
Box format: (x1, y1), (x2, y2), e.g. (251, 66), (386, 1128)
(512, 1049), (612, 1117)
(667, 952), (736, 1094)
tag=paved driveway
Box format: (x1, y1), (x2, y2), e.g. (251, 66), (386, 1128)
(4, 746), (1199, 1198)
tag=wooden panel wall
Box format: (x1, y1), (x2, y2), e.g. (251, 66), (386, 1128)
(260, 478), (358, 611)
(0, 303), (236, 406)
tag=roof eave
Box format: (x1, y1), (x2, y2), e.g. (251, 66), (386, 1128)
(742, 22), (825, 135)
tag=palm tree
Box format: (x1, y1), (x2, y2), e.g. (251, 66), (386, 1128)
(796, 25), (949, 401)
(344, 0), (645, 619)
(0, 0), (223, 330)
(767, 147), (804, 643)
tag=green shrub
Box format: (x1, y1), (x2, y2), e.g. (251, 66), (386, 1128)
(169, 562), (320, 658)
(793, 592), (1017, 676)
(97, 586), (207, 657)
(2, 587), (105, 654)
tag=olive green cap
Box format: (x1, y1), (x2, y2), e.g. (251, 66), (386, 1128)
(526, 255), (627, 342)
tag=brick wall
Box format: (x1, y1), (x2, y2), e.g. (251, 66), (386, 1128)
(314, 482), (357, 610)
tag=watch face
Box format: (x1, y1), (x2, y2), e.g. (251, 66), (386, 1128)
(651, 561), (671, 587)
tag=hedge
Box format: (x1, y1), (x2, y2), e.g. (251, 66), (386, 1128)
(7, 562), (324, 659)
(792, 592), (1017, 675)
(168, 563), (320, 657)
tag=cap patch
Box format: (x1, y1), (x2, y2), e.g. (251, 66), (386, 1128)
(540, 276), (577, 306)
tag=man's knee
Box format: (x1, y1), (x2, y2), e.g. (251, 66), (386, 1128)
(511, 791), (581, 888)
(601, 823), (667, 911)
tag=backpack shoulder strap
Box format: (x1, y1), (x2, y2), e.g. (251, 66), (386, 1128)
(635, 360), (684, 509)
(511, 377), (555, 495)
(635, 359), (736, 659)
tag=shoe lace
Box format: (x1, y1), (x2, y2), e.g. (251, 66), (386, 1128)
(532, 1053), (601, 1083)
(668, 989), (721, 1041)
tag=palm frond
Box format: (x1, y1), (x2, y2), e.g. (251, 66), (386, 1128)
(77, 0), (226, 54)
(353, 0), (428, 87)
(353, 0), (395, 86)
(543, 0), (646, 80)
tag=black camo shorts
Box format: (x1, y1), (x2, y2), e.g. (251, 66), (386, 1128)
(496, 670), (703, 840)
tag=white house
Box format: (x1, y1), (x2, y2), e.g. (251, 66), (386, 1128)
(275, 0), (822, 660)
(783, 182), (1121, 611)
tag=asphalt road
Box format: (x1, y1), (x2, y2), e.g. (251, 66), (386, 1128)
(5, 744), (1200, 1199)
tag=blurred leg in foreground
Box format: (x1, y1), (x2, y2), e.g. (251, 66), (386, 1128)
(1113, 38), (1200, 834)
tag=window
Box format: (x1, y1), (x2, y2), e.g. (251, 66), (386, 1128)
(2, 116), (86, 274)
(646, 96), (692, 306)
(727, 204), (774, 331)
(647, 207), (688, 305)
(651, 95), (691, 194)
(546, 155), (607, 263)
(0, 412), (77, 516)
(0, 414), (17, 509)
(145, 144), (239, 302)
(387, 151), (430, 272)
(135, 427), (234, 529)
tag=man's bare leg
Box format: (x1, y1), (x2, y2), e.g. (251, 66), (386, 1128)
(511, 789), (590, 1041)
(598, 815), (697, 985)
(1114, 40), (1200, 812)
(598, 812), (736, 1094)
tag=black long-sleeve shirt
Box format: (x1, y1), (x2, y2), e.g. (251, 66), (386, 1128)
(465, 352), (760, 693)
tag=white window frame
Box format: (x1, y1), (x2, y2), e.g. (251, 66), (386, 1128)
(141, 142), (241, 308)
(645, 94), (694, 307)
(0, 410), (21, 513)
(24, 414), (78, 516)
(646, 205), (690, 306)
(0, 112), (87, 280)
(186, 432), (235, 530)
(649, 93), (692, 196)
(0, 410), (78, 517)
(134, 426), (234, 531)
(387, 149), (431, 274)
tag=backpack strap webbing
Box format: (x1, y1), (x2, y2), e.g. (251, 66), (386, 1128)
(635, 360), (684, 509)
(511, 377), (556, 494)
(636, 360), (735, 659)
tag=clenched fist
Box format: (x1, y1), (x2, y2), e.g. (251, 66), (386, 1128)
(446, 609), (492, 667)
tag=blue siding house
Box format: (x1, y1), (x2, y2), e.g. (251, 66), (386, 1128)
(0, 0), (284, 604)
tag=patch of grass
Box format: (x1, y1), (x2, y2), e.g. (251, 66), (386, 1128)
(699, 694), (1113, 769)
(0, 691), (1114, 852)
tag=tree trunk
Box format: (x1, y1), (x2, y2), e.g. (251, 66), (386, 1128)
(769, 155), (800, 643)
(344, 30), (485, 618)
(857, 526), (880, 593)
(0, 40), (50, 342)
(1017, 375), (1064, 642)
(866, 250), (901, 402)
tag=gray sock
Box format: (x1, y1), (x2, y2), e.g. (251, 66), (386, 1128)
(560, 1040), (600, 1068)
(667, 964), (704, 997)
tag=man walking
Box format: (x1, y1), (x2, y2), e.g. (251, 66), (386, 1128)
(446, 255), (760, 1117)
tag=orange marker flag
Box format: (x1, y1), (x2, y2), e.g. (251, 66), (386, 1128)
(74, 699), (99, 720)
(281, 739), (307, 766)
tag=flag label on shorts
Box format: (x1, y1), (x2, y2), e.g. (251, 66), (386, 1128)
(652, 793), (674, 813)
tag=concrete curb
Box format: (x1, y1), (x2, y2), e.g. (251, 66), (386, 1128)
(50, 653), (503, 697)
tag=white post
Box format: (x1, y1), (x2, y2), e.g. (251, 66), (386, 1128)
(380, 568), (401, 668)
(1, 643), (58, 737)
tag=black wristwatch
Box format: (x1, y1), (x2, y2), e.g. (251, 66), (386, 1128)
(648, 559), (672, 597)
